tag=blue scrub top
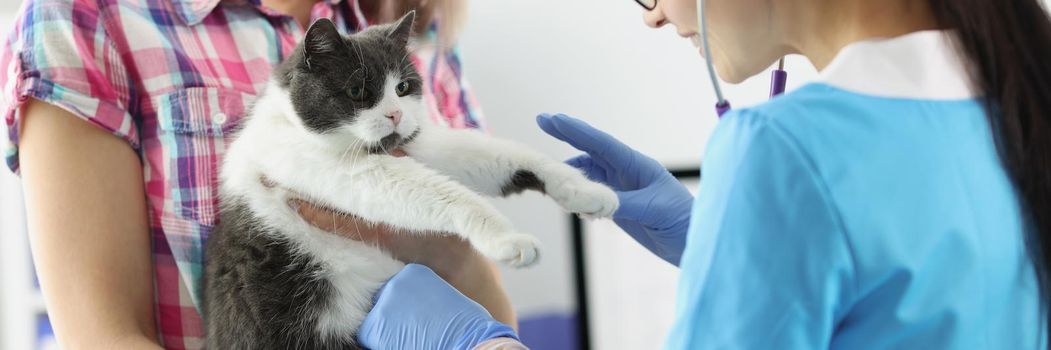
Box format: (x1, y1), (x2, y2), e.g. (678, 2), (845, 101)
(666, 31), (1046, 349)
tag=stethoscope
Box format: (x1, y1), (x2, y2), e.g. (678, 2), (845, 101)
(698, 0), (788, 117)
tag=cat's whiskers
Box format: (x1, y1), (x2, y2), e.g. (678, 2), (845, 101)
(398, 57), (415, 72)
(378, 135), (390, 155)
(335, 137), (361, 167)
(352, 40), (369, 90)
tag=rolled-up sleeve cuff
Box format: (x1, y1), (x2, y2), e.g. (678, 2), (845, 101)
(473, 338), (530, 350)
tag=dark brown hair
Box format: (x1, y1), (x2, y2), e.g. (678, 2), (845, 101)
(927, 0), (1051, 343)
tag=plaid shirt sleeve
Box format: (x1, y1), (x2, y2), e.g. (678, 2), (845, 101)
(1, 0), (137, 173)
(413, 26), (487, 131)
(433, 47), (487, 131)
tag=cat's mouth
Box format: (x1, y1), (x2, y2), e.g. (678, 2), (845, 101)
(366, 129), (420, 154)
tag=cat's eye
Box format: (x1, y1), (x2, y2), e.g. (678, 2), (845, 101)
(348, 86), (367, 101)
(395, 81), (411, 96)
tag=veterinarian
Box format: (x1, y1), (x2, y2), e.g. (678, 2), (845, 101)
(356, 0), (1051, 348)
(1, 0), (521, 348)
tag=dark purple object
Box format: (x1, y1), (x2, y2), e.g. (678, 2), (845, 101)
(716, 66), (787, 118)
(716, 100), (732, 117)
(769, 69), (788, 97)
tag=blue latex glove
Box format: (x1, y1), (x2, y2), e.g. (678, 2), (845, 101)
(357, 264), (520, 350)
(537, 113), (694, 266)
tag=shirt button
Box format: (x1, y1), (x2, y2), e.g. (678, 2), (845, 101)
(213, 113), (228, 124)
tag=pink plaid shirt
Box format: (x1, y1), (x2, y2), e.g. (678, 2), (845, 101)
(1, 0), (485, 348)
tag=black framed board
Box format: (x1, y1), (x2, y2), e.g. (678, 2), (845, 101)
(570, 169), (700, 350)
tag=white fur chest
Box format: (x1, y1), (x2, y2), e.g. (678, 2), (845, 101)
(220, 90), (404, 339)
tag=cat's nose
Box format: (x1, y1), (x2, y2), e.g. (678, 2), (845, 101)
(386, 110), (402, 127)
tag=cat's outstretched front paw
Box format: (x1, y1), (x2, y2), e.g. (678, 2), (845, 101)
(475, 233), (541, 268)
(544, 166), (619, 218)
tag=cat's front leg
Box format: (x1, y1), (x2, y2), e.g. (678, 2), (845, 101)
(282, 156), (541, 267)
(404, 127), (618, 218)
(527, 161), (620, 219)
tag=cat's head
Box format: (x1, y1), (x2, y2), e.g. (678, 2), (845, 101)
(274, 12), (423, 154)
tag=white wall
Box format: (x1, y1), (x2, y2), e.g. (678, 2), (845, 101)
(0, 2), (31, 350)
(457, 1), (819, 317)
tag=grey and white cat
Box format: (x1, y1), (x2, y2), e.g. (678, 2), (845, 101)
(203, 12), (618, 349)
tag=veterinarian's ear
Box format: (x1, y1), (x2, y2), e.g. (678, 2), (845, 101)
(388, 10), (416, 47)
(304, 18), (344, 70)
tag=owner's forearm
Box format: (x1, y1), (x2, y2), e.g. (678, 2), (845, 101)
(295, 202), (519, 329)
(19, 100), (160, 349)
(439, 248), (518, 330)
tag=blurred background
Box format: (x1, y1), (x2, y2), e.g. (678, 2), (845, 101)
(0, 0), (827, 349)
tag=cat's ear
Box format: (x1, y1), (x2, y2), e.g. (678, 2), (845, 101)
(303, 18), (344, 70)
(387, 10), (416, 47)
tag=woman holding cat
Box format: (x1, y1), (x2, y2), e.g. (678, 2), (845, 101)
(356, 0), (1051, 349)
(1, 0), (518, 348)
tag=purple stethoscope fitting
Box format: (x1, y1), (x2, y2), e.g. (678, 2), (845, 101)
(699, 0), (788, 117)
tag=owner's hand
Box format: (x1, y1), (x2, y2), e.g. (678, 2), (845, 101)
(358, 264), (519, 350)
(283, 149), (517, 328)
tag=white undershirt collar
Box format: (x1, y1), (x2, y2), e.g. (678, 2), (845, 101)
(817, 30), (977, 100)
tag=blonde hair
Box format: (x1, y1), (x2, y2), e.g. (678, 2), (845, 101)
(403, 0), (467, 50)
(433, 0), (466, 49)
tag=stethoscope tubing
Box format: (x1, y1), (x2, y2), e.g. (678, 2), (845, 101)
(699, 0), (787, 117)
